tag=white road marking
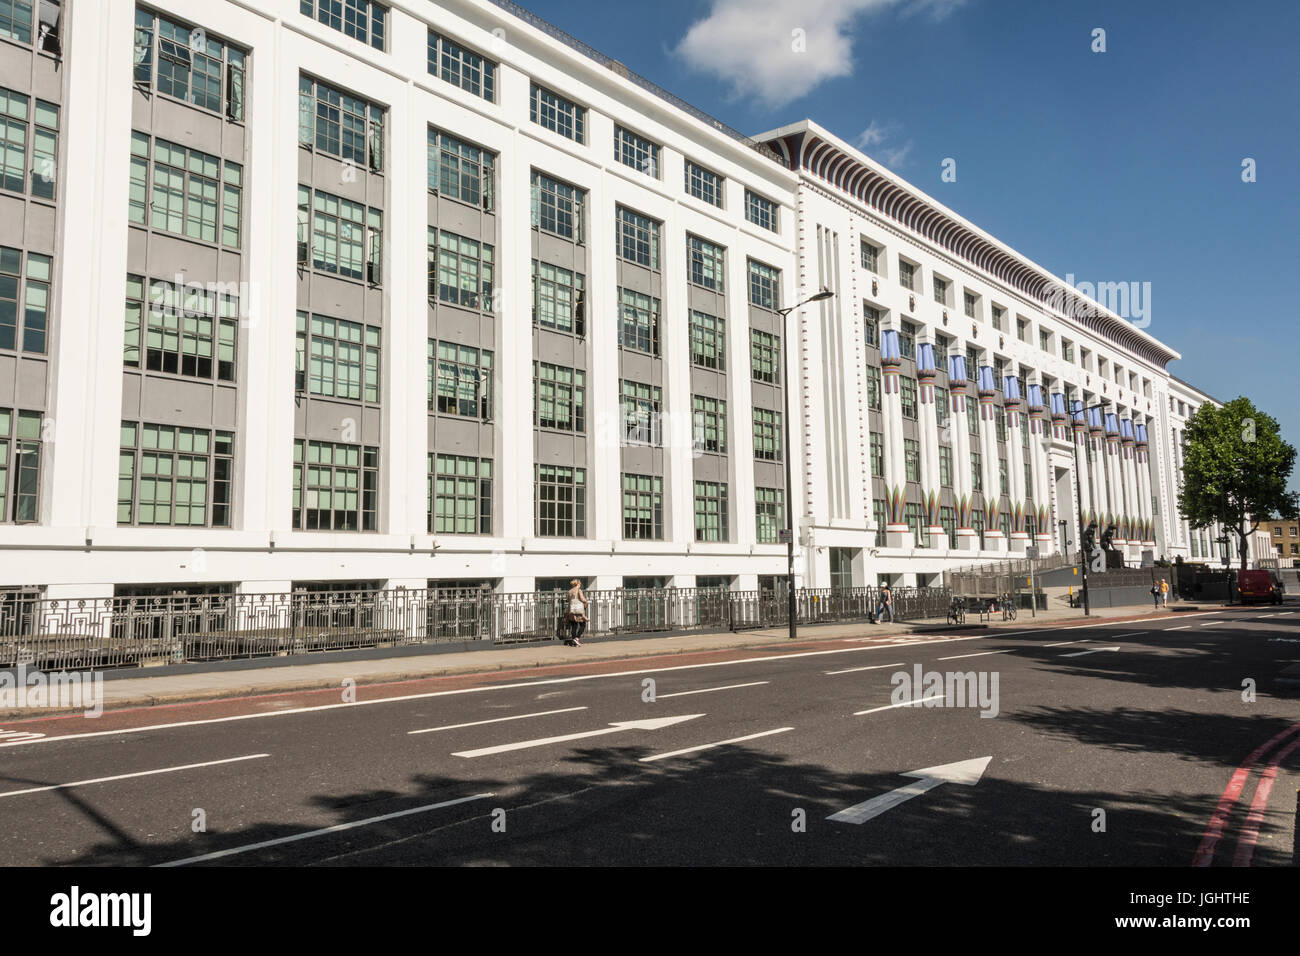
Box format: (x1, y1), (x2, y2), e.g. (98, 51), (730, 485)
(1044, 639), (1091, 647)
(155, 793), (494, 867)
(1165, 625), (1191, 631)
(0, 729), (46, 742)
(1111, 632), (1147, 639)
(825, 661), (906, 676)
(1061, 646), (1121, 658)
(639, 727), (794, 763)
(407, 706), (587, 735)
(1200, 622), (1219, 627)
(827, 757), (992, 825)
(1275, 612), (1294, 617)
(0, 754), (269, 799)
(854, 693), (945, 716)
(0, 636), (990, 749)
(452, 714), (704, 759)
(656, 681), (769, 698)
(936, 649), (1015, 661)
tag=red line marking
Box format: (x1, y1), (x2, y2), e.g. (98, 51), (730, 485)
(1231, 734), (1300, 867)
(1193, 721), (1300, 866)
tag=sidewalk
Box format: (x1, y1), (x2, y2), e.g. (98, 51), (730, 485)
(2, 602), (1205, 718)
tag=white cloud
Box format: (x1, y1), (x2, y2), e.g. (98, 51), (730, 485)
(855, 121), (913, 169)
(676, 0), (968, 109)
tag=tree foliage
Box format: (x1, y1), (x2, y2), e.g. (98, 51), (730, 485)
(1177, 397), (1299, 568)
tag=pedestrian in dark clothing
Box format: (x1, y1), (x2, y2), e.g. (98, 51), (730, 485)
(874, 584), (893, 624)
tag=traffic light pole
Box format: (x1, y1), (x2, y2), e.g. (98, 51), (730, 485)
(1070, 406), (1091, 616)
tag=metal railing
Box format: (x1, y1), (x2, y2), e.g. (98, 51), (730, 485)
(0, 585), (951, 671)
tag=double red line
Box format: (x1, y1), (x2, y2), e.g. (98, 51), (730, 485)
(1194, 720), (1300, 866)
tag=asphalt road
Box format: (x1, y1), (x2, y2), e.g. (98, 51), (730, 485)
(1, 605), (1297, 866)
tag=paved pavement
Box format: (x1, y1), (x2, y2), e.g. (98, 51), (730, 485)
(2, 600), (1196, 717)
(1, 600), (1295, 867)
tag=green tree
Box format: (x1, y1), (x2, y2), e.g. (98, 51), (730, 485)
(1177, 397), (1299, 570)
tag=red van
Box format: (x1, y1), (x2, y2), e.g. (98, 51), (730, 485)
(1237, 569), (1283, 605)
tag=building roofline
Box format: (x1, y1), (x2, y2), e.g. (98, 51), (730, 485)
(756, 119), (1182, 369)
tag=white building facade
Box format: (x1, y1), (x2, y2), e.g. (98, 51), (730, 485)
(0, 0), (1231, 605)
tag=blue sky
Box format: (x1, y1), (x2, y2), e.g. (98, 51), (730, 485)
(521, 0), (1300, 488)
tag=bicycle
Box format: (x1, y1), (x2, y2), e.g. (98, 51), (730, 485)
(947, 597), (966, 626)
(1001, 592), (1017, 621)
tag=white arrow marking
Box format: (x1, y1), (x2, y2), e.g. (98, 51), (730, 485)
(452, 714), (705, 758)
(1060, 645), (1121, 658)
(828, 756), (992, 825)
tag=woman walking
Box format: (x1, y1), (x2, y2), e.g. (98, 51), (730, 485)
(565, 578), (588, 646)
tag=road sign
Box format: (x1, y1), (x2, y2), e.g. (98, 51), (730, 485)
(1025, 545), (1039, 560)
(778, 529), (792, 544)
(1141, 549), (1154, 568)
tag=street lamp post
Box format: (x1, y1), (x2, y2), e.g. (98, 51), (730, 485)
(1069, 399), (1111, 617)
(777, 288), (835, 640)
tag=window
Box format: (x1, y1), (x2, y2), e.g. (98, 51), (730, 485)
(298, 186), (380, 283)
(694, 481), (728, 542)
(618, 288), (660, 356)
(1017, 316), (1030, 342)
(899, 259), (915, 291)
(940, 506), (957, 547)
(690, 311), (725, 370)
(1040, 329), (1053, 353)
(864, 305), (880, 347)
(132, 134), (243, 247)
(530, 83), (585, 142)
(134, 10), (245, 120)
(692, 395), (726, 454)
(753, 408), (782, 461)
(867, 366), (882, 411)
(295, 312), (380, 403)
(1292, 527), (1298, 537)
(935, 385), (950, 427)
(126, 275), (237, 382)
(0, 408), (41, 523)
(967, 393), (979, 435)
(2, 0), (59, 51)
(861, 240), (879, 274)
(531, 171), (585, 241)
(873, 499), (887, 546)
(428, 129), (494, 210)
(904, 438), (920, 482)
(933, 335), (949, 370)
(748, 259), (780, 310)
(296, 76), (384, 172)
(430, 229), (494, 311)
(614, 125), (659, 177)
(688, 235), (726, 291)
(534, 362), (585, 432)
(1024, 460), (1033, 496)
(623, 474), (663, 540)
(996, 407), (1008, 443)
(620, 380), (661, 446)
(939, 445), (953, 487)
(745, 190), (777, 231)
(899, 321), (916, 360)
(428, 341), (491, 419)
(292, 439), (378, 531)
(1062, 339), (1074, 363)
(933, 276), (948, 305)
(301, 0), (386, 50)
(900, 376), (918, 419)
(536, 465), (585, 537)
(685, 160), (723, 207)
(0, 87), (57, 199)
(999, 458), (1008, 495)
(991, 306), (1006, 332)
(755, 488), (783, 544)
(616, 206), (659, 269)
(971, 452), (983, 492)
(0, 246), (50, 354)
(533, 261), (585, 336)
(906, 503), (926, 547)
(964, 291), (977, 319)
(118, 421), (232, 527)
(751, 329), (780, 384)
(1273, 526), (1282, 537)
(428, 31), (495, 100)
(428, 454), (492, 534)
(972, 507), (985, 548)
(870, 431), (884, 477)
